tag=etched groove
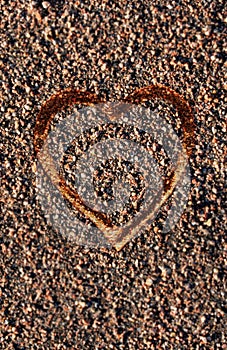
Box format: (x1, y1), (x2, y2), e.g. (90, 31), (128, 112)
(34, 85), (194, 251)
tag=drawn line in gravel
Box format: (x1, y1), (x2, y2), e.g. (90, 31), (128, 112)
(34, 85), (194, 250)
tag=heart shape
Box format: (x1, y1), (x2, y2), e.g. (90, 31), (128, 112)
(34, 84), (194, 251)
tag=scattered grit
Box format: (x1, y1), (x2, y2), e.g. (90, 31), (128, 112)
(0, 0), (226, 349)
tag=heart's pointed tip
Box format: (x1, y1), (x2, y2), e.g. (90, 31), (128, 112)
(113, 243), (124, 252)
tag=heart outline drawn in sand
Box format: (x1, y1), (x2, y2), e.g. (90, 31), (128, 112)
(34, 84), (194, 251)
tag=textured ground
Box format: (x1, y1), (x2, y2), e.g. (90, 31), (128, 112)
(0, 0), (226, 349)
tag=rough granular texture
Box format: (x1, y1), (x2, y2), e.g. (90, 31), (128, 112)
(0, 0), (226, 349)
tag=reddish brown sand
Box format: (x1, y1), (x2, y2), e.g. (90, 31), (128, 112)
(0, 1), (226, 349)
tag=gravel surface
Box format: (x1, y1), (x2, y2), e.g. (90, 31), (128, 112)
(0, 0), (226, 349)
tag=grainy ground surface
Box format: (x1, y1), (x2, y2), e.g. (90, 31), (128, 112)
(0, 0), (226, 349)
